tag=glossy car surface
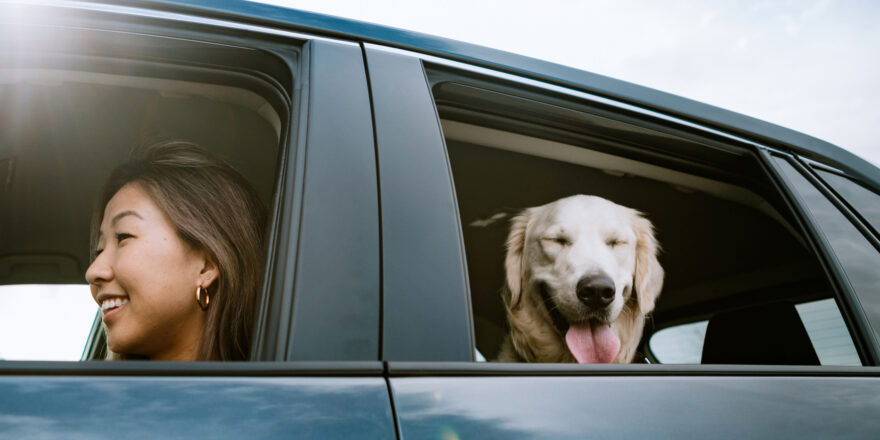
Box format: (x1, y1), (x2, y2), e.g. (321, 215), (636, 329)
(2, 1), (880, 439)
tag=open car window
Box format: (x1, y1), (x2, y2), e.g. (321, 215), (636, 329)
(0, 58), (283, 361)
(427, 66), (864, 366)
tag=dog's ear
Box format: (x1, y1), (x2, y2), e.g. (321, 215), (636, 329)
(633, 214), (664, 315)
(504, 209), (532, 309)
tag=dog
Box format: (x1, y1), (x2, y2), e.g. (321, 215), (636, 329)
(496, 194), (663, 363)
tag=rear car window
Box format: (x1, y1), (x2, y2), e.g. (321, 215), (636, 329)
(773, 157), (880, 350)
(650, 298), (860, 365)
(815, 168), (880, 235)
(428, 68), (863, 366)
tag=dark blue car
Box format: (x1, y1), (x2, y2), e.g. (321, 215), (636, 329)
(2, 1), (880, 438)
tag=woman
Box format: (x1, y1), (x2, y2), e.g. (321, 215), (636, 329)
(86, 140), (267, 361)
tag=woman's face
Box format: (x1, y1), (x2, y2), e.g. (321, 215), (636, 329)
(86, 183), (217, 360)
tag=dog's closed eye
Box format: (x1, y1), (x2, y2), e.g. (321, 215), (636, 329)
(605, 238), (627, 247)
(542, 235), (571, 246)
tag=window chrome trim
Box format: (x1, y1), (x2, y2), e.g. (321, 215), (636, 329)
(13, 0), (359, 47)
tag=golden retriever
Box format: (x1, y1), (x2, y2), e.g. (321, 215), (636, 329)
(496, 195), (664, 363)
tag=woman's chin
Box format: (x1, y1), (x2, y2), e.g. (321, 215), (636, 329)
(106, 335), (136, 356)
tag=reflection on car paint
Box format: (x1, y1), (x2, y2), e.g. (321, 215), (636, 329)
(0, 377), (395, 439)
(393, 376), (880, 439)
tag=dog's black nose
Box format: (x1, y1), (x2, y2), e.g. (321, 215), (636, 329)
(576, 275), (616, 307)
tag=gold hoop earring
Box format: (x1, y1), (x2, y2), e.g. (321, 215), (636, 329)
(196, 285), (210, 311)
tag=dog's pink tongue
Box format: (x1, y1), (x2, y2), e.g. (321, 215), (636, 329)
(565, 321), (621, 363)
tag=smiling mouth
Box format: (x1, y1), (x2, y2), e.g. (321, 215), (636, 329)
(539, 282), (570, 334)
(538, 282), (620, 363)
(100, 297), (129, 314)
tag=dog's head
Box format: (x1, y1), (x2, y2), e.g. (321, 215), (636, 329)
(504, 195), (663, 362)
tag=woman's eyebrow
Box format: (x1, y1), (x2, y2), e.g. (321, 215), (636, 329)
(110, 210), (143, 226)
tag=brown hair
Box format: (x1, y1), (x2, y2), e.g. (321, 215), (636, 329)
(92, 140), (267, 360)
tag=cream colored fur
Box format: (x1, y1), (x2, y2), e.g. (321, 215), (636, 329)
(496, 195), (663, 363)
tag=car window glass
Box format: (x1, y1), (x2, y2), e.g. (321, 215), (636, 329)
(0, 285), (95, 360)
(773, 156), (880, 348)
(815, 168), (880, 234)
(795, 298), (861, 365)
(649, 320), (708, 364)
(650, 298), (860, 365)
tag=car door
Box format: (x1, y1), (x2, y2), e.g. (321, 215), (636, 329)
(366, 43), (880, 439)
(0, 3), (394, 438)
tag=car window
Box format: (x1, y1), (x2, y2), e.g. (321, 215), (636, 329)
(650, 298), (860, 365)
(773, 156), (880, 351)
(814, 168), (880, 235)
(0, 65), (282, 360)
(427, 67), (861, 365)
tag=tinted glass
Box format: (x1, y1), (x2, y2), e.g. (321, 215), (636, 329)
(816, 169), (880, 234)
(773, 156), (880, 347)
(650, 298), (860, 365)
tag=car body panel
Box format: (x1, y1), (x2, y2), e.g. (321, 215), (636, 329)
(0, 374), (396, 439)
(365, 45), (474, 362)
(390, 374), (880, 439)
(284, 39), (381, 361)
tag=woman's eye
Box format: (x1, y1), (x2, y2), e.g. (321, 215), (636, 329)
(116, 232), (133, 243)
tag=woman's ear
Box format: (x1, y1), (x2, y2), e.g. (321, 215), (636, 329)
(198, 254), (220, 289)
(504, 209), (532, 310)
(633, 214), (664, 315)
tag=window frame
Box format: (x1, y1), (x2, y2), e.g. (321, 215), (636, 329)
(0, 2), (381, 371)
(806, 159), (880, 247)
(365, 43), (475, 362)
(760, 152), (880, 365)
(371, 45), (880, 370)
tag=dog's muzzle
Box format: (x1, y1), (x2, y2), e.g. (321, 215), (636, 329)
(539, 282), (570, 334)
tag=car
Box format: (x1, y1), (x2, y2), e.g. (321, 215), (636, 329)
(2, 0), (880, 438)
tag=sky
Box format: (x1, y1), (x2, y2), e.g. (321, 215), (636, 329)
(257, 0), (880, 165)
(0, 285), (95, 360)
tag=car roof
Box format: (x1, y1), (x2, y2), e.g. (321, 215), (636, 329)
(28, 0), (880, 186)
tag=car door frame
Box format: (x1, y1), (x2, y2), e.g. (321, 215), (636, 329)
(0, 0), (384, 364)
(364, 39), (880, 440)
(366, 42), (880, 367)
(0, 5), (394, 438)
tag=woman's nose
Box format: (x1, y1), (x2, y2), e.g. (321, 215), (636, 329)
(85, 251), (113, 285)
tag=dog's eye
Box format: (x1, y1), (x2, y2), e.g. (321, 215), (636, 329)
(606, 238), (626, 247)
(543, 236), (570, 246)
